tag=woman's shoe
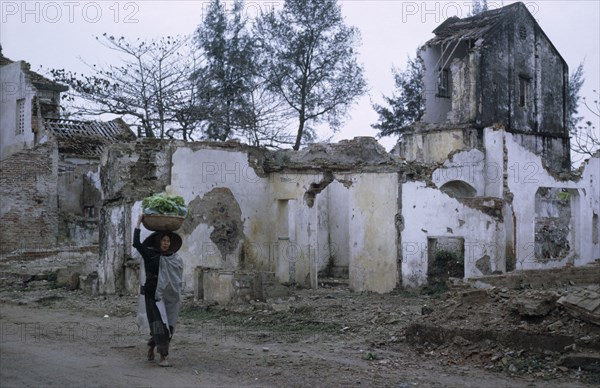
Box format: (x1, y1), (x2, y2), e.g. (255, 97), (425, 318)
(147, 345), (155, 361)
(159, 357), (171, 367)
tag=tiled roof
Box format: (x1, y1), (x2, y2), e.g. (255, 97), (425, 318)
(44, 118), (136, 157)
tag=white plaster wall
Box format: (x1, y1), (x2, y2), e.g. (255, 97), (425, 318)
(0, 62), (36, 160)
(399, 129), (474, 164)
(327, 181), (351, 269)
(272, 171), (322, 286)
(269, 170), (401, 293)
(165, 150), (351, 291)
(401, 181), (505, 287)
(483, 128), (505, 198)
(432, 149), (486, 195)
(293, 195), (319, 287)
(348, 173), (399, 293)
(504, 131), (600, 269)
(168, 147), (272, 292)
(99, 205), (128, 294)
(421, 46), (452, 124)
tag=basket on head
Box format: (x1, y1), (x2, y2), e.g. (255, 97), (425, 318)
(142, 214), (186, 232)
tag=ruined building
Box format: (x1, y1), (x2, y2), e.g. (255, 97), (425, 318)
(395, 2), (598, 286)
(1, 3), (598, 302)
(0, 51), (136, 254)
(95, 4), (598, 303)
(410, 2), (570, 172)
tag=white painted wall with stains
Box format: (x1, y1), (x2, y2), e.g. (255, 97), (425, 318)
(500, 130), (600, 270)
(108, 144), (401, 297)
(97, 132), (598, 298)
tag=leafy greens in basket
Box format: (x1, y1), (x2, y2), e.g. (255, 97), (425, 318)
(142, 193), (188, 216)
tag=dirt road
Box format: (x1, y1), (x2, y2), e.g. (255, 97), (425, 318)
(1, 282), (596, 388)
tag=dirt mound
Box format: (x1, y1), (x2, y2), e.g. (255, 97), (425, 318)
(403, 285), (600, 382)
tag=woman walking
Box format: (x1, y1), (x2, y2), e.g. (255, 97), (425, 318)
(133, 215), (184, 367)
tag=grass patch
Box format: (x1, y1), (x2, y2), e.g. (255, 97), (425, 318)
(179, 305), (341, 339)
(226, 312), (341, 336)
(391, 287), (421, 298)
(179, 305), (221, 320)
(421, 281), (449, 296)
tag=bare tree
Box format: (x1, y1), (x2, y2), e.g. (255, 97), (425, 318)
(571, 89), (600, 161)
(51, 34), (203, 140)
(243, 86), (296, 148)
(567, 63), (599, 163)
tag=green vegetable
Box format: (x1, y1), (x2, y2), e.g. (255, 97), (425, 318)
(142, 193), (188, 216)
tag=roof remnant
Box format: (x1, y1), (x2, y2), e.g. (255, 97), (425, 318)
(424, 2), (566, 67)
(428, 4), (511, 45)
(0, 51), (68, 92)
(44, 118), (136, 157)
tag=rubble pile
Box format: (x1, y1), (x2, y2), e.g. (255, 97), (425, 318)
(403, 284), (600, 381)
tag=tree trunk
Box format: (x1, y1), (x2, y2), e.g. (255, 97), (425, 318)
(294, 117), (305, 151)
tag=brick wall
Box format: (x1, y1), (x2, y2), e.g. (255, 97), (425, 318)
(0, 142), (59, 254)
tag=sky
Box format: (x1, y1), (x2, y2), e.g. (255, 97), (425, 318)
(1, 0), (599, 151)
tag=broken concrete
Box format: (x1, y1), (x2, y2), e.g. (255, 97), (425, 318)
(511, 291), (559, 317)
(557, 285), (600, 326)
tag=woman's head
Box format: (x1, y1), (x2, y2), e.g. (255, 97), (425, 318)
(159, 234), (171, 252)
(142, 231), (182, 254)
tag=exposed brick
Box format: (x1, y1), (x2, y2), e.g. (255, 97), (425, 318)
(0, 142), (59, 254)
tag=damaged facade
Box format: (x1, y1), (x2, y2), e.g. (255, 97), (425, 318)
(416, 2), (570, 172)
(397, 2), (598, 286)
(0, 52), (136, 254)
(96, 3), (598, 301)
(2, 4), (598, 301)
(100, 138), (401, 300)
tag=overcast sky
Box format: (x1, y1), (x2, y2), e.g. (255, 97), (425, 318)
(1, 0), (598, 150)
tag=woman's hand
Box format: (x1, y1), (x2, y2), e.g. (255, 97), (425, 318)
(136, 214), (144, 229)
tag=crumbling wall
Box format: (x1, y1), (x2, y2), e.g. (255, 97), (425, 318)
(100, 139), (173, 202)
(534, 187), (572, 262)
(432, 149), (486, 197)
(98, 140), (175, 292)
(395, 126), (482, 164)
(268, 170), (330, 288)
(348, 173), (399, 293)
(509, 133), (570, 173)
(266, 138), (401, 291)
(0, 142), (59, 254)
(182, 187), (245, 269)
(166, 145), (272, 292)
(99, 137), (404, 296)
(504, 130), (599, 269)
(0, 61), (40, 160)
(57, 158), (101, 246)
(401, 180), (506, 287)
